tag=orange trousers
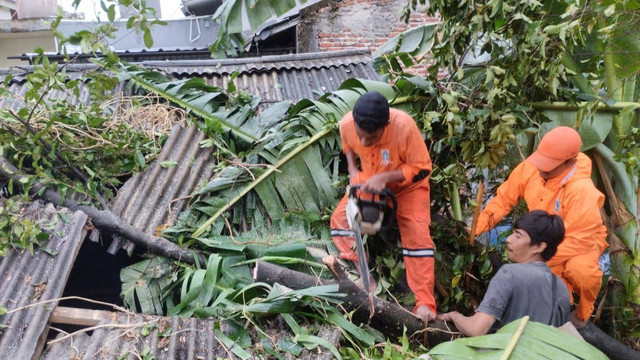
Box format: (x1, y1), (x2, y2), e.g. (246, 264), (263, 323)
(548, 251), (602, 321)
(330, 186), (436, 314)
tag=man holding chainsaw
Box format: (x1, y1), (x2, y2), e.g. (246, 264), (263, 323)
(330, 91), (436, 322)
(474, 126), (608, 329)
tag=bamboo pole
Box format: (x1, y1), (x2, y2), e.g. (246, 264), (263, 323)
(499, 316), (529, 360)
(192, 128), (332, 238)
(469, 181), (485, 245)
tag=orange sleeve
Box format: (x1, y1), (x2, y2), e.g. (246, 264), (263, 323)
(396, 117), (432, 187)
(339, 112), (354, 155)
(475, 162), (528, 234)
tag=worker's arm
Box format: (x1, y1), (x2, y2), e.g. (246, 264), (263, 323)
(475, 162), (529, 234)
(363, 170), (404, 192)
(437, 311), (497, 337)
(345, 150), (360, 184)
(396, 116), (432, 187)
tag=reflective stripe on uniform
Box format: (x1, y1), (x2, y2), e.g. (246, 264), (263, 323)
(331, 229), (354, 237)
(402, 248), (434, 257)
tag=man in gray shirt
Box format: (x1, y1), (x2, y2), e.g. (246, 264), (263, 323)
(438, 210), (571, 336)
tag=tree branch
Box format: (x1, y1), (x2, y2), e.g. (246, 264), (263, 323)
(0, 155), (205, 265)
(7, 109), (112, 211)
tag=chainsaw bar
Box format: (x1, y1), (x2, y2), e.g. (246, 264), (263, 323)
(352, 217), (371, 292)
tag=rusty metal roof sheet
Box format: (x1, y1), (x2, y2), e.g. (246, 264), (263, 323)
(0, 205), (88, 360)
(108, 124), (216, 254)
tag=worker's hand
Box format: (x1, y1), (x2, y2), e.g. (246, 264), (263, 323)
(437, 311), (460, 322)
(571, 309), (588, 329)
(349, 171), (365, 185)
(362, 173), (388, 192)
(415, 305), (436, 322)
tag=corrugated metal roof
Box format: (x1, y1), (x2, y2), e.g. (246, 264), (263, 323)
(41, 310), (341, 360)
(0, 204), (88, 360)
(1, 49), (378, 107)
(42, 312), (240, 360)
(142, 49), (377, 104)
(141, 49), (374, 75)
(109, 124), (216, 254)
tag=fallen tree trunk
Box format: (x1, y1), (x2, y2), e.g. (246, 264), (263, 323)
(579, 322), (640, 360)
(255, 256), (640, 359)
(254, 257), (461, 346)
(0, 156), (205, 266)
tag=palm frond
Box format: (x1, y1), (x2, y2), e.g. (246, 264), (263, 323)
(101, 60), (261, 144)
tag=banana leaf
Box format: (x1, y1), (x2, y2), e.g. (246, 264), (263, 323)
(428, 317), (608, 360)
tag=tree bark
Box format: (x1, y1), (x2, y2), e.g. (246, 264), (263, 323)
(0, 156), (205, 266)
(579, 322), (640, 360)
(253, 257), (461, 346)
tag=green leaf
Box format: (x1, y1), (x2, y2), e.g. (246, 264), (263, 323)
(159, 160), (178, 169)
(214, 327), (252, 360)
(294, 334), (342, 360)
(428, 318), (608, 360)
(120, 257), (177, 315)
(143, 29), (153, 48)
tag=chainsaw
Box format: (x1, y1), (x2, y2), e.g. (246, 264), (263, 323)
(346, 185), (398, 292)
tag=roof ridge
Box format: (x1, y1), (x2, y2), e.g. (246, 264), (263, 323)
(141, 49), (372, 68)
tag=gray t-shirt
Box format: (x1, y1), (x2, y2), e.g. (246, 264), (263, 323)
(477, 261), (570, 328)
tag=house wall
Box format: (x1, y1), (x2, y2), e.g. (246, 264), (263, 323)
(0, 31), (55, 68)
(16, 0), (57, 19)
(297, 0), (438, 76)
(0, 8), (12, 20)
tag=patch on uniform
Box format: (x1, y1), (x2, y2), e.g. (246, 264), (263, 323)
(554, 198), (560, 212)
(381, 149), (392, 166)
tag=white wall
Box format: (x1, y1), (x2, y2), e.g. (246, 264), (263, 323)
(0, 31), (56, 68)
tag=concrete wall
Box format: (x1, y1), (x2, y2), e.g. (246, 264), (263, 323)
(16, 0), (57, 19)
(0, 8), (12, 20)
(297, 0), (437, 75)
(57, 16), (219, 53)
(0, 31), (55, 68)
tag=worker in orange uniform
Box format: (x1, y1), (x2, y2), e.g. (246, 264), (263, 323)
(330, 91), (435, 322)
(475, 126), (608, 328)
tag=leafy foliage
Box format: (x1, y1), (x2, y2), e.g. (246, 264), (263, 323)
(0, 60), (167, 207)
(0, 197), (52, 257)
(7, 0), (640, 355)
(428, 316), (608, 360)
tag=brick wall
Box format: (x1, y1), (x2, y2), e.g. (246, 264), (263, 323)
(297, 0), (438, 77)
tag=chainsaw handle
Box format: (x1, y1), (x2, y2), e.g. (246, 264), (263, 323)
(348, 185), (398, 230)
(379, 188), (398, 222)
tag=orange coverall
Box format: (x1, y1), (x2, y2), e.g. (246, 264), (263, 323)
(476, 153), (608, 321)
(330, 109), (436, 314)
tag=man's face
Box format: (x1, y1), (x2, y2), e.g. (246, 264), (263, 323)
(538, 158), (576, 180)
(355, 123), (385, 147)
(505, 228), (535, 263)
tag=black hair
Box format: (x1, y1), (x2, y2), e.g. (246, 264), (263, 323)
(353, 91), (390, 133)
(514, 210), (565, 261)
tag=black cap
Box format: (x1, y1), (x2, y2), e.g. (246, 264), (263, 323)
(353, 91), (390, 133)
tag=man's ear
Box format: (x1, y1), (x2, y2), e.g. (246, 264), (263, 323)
(532, 242), (548, 255)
